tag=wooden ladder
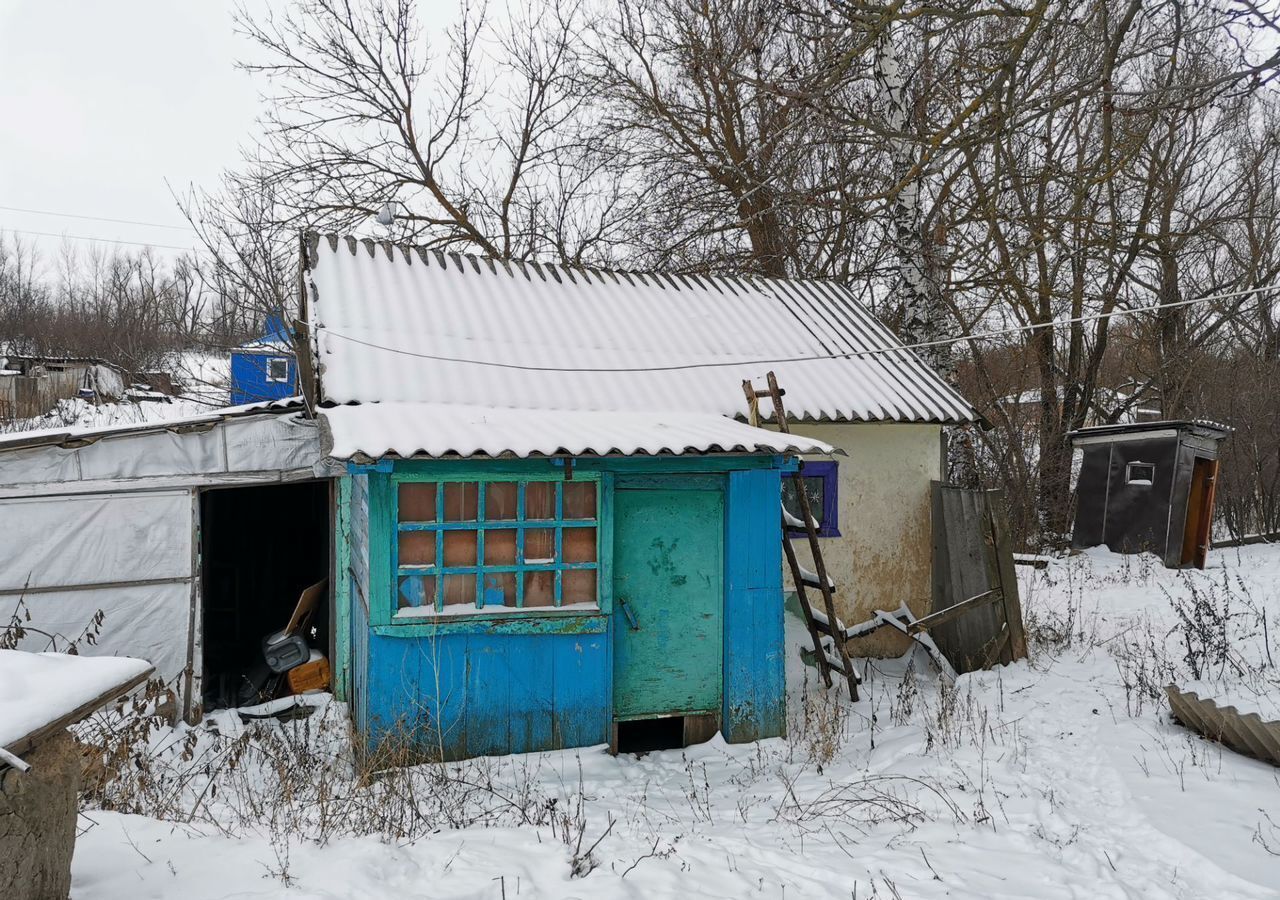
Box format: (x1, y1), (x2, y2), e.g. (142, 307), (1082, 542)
(744, 371), (860, 701)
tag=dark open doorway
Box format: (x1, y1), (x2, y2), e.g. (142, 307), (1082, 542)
(200, 480), (330, 709)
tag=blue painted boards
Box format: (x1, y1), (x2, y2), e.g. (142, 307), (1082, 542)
(361, 627), (609, 759)
(724, 469), (786, 742)
(229, 318), (296, 405)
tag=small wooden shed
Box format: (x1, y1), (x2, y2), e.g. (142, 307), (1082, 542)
(1069, 420), (1231, 568)
(230, 317), (297, 405)
(300, 233), (971, 760)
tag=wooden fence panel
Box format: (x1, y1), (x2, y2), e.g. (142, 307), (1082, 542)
(931, 483), (1027, 673)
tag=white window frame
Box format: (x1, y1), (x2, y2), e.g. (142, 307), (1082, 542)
(1125, 461), (1155, 486)
(266, 357), (290, 383)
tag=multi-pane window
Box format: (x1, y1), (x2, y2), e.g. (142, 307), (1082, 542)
(394, 477), (600, 616)
(782, 460), (840, 537)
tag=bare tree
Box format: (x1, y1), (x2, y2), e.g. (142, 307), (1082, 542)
(233, 0), (634, 262)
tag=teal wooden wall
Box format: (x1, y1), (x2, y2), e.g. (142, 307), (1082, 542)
(342, 456), (787, 760)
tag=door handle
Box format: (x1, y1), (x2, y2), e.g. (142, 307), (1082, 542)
(617, 596), (640, 631)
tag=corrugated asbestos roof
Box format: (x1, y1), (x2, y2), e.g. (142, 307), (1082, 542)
(321, 403), (834, 460)
(303, 234), (978, 426)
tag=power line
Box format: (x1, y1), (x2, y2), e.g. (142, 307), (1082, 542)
(313, 284), (1280, 373)
(0, 227), (196, 253)
(0, 203), (194, 232)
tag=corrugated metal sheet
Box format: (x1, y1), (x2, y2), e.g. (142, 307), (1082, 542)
(303, 235), (979, 425)
(1167, 685), (1280, 767)
(321, 402), (834, 460)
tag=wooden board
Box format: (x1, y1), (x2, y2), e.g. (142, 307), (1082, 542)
(930, 483), (1027, 673)
(612, 486), (724, 720)
(6, 667), (154, 758)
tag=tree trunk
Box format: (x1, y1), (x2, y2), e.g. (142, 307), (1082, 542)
(1032, 326), (1073, 540)
(874, 27), (950, 379)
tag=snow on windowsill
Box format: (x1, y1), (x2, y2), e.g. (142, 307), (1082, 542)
(392, 601), (601, 622)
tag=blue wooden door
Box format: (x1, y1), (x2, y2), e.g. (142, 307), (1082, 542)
(612, 485), (723, 720)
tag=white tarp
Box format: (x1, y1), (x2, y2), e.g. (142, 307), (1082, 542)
(0, 491), (191, 592)
(0, 491), (194, 683)
(0, 411), (321, 495)
(2, 584), (190, 690)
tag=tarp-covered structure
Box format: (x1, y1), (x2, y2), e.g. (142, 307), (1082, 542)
(0, 402), (322, 717)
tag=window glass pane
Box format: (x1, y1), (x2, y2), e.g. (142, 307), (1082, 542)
(562, 570), (596, 604)
(525, 482), (555, 520)
(563, 482), (596, 519)
(486, 482), (519, 520)
(781, 476), (824, 526)
(398, 483), (437, 522)
(562, 527), (596, 563)
(481, 572), (517, 607)
(443, 482), (479, 521)
(397, 575), (435, 609)
(484, 529), (517, 565)
(523, 571), (555, 607)
(1127, 463), (1155, 484)
(443, 530), (477, 566)
(442, 574), (476, 606)
(524, 528), (555, 563)
(398, 532), (436, 567)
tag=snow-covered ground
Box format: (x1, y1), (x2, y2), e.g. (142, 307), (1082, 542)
(1, 351), (231, 434)
(66, 547), (1280, 899)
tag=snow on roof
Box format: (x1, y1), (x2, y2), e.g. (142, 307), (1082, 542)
(0, 397), (305, 454)
(321, 402), (835, 460)
(1069, 419), (1233, 444)
(0, 649), (153, 755)
(302, 235), (979, 428)
(236, 338), (293, 354)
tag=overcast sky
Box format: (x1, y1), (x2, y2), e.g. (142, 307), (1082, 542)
(0, 1), (265, 264)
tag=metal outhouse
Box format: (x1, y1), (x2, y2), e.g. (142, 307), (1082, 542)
(1069, 420), (1231, 569)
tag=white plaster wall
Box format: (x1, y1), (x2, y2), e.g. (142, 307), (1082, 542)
(786, 423), (942, 656)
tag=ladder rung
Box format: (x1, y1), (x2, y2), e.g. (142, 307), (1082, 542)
(823, 652), (849, 676)
(798, 565), (834, 591)
(809, 606), (846, 636)
(781, 504), (820, 532)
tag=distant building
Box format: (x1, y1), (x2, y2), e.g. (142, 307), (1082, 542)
(229, 317), (297, 405)
(0, 355), (124, 419)
(1070, 420), (1231, 569)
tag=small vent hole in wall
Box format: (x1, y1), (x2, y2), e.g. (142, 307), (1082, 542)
(614, 714), (718, 754)
(615, 716), (687, 754)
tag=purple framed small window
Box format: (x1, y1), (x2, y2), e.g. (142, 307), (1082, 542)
(783, 460), (840, 538)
